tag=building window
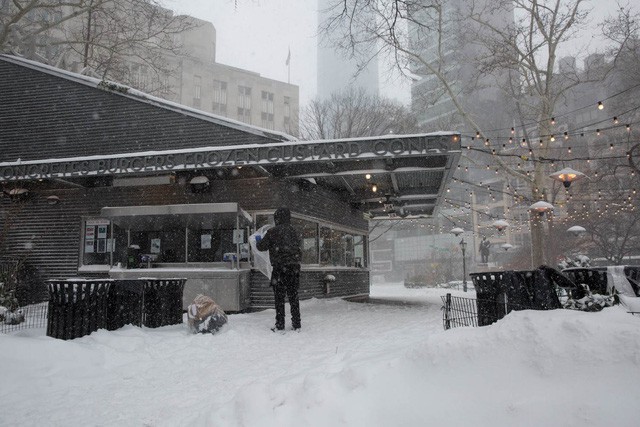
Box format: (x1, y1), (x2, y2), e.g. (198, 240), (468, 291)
(261, 91), (275, 129)
(261, 90), (275, 129)
(237, 85), (252, 123)
(193, 75), (202, 108)
(320, 227), (364, 267)
(254, 213), (365, 267)
(284, 96), (291, 117)
(212, 80), (227, 114)
(80, 218), (123, 267)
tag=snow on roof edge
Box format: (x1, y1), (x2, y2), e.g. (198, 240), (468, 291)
(0, 54), (297, 143)
(0, 133), (461, 167)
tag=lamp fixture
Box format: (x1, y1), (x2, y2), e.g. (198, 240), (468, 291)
(450, 227), (464, 237)
(500, 243), (514, 251)
(492, 220), (509, 232)
(189, 175), (210, 193)
(549, 167), (586, 188)
(529, 201), (554, 216)
(46, 195), (60, 205)
(567, 225), (586, 236)
(4, 187), (29, 202)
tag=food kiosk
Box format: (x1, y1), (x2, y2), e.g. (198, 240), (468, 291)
(104, 203), (253, 311)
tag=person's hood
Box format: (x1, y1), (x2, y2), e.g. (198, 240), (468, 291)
(274, 207), (291, 225)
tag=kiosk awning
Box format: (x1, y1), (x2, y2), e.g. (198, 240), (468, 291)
(101, 203), (252, 230)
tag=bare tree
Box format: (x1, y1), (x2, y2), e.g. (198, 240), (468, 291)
(299, 87), (418, 140)
(0, 0), (196, 94)
(322, 0), (629, 267)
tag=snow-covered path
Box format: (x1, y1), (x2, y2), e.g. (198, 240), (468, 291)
(1, 284), (639, 427)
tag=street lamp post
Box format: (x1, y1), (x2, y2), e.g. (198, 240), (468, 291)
(459, 238), (468, 292)
(451, 227), (468, 292)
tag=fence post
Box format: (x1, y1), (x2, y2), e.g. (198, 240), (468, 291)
(503, 292), (508, 317)
(444, 293), (452, 330)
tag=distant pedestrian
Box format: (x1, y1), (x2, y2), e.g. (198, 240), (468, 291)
(479, 237), (491, 263)
(256, 207), (302, 331)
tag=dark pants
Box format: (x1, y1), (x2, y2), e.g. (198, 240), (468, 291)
(271, 264), (301, 330)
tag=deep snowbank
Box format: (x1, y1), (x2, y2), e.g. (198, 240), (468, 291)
(1, 286), (638, 427)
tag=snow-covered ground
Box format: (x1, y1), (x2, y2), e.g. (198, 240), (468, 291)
(1, 283), (639, 427)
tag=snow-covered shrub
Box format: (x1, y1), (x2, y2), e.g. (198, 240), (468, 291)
(0, 276), (22, 324)
(558, 255), (591, 270)
(563, 284), (616, 312)
(0, 280), (18, 312)
(3, 309), (24, 325)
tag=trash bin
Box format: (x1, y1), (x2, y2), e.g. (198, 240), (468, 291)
(470, 265), (564, 326)
(562, 268), (607, 295)
(107, 279), (145, 330)
(107, 278), (186, 329)
(142, 278), (185, 328)
(47, 279), (113, 340)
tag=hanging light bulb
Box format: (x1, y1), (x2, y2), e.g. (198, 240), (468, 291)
(564, 131), (569, 140)
(476, 131), (481, 138)
(613, 116), (619, 124)
(596, 129), (601, 136)
(627, 124), (631, 131)
(550, 135), (556, 142)
(551, 117), (556, 125)
(365, 173), (371, 180)
(511, 127), (515, 134)
(598, 101), (604, 110)
(371, 183), (378, 192)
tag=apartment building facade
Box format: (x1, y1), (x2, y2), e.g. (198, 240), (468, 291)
(1, 3), (299, 135)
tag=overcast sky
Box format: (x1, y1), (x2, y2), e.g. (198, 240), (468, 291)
(161, 0), (619, 108)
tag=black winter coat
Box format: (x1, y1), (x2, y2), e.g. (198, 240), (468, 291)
(256, 208), (301, 267)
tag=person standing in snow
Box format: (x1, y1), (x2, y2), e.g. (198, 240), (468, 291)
(256, 207), (302, 331)
(479, 236), (491, 264)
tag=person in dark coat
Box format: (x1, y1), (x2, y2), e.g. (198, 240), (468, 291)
(479, 236), (491, 263)
(256, 207), (302, 331)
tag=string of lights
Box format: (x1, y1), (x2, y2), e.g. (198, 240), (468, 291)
(468, 82), (640, 135)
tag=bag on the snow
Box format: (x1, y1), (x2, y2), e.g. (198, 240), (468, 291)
(249, 224), (273, 279)
(187, 294), (228, 334)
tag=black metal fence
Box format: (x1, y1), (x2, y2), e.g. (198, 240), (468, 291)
(441, 293), (538, 330)
(0, 301), (48, 333)
(0, 259), (49, 334)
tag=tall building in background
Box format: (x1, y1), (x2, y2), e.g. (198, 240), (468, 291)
(316, 0), (379, 100)
(171, 17), (299, 135)
(1, 4), (299, 135)
(408, 0), (513, 132)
